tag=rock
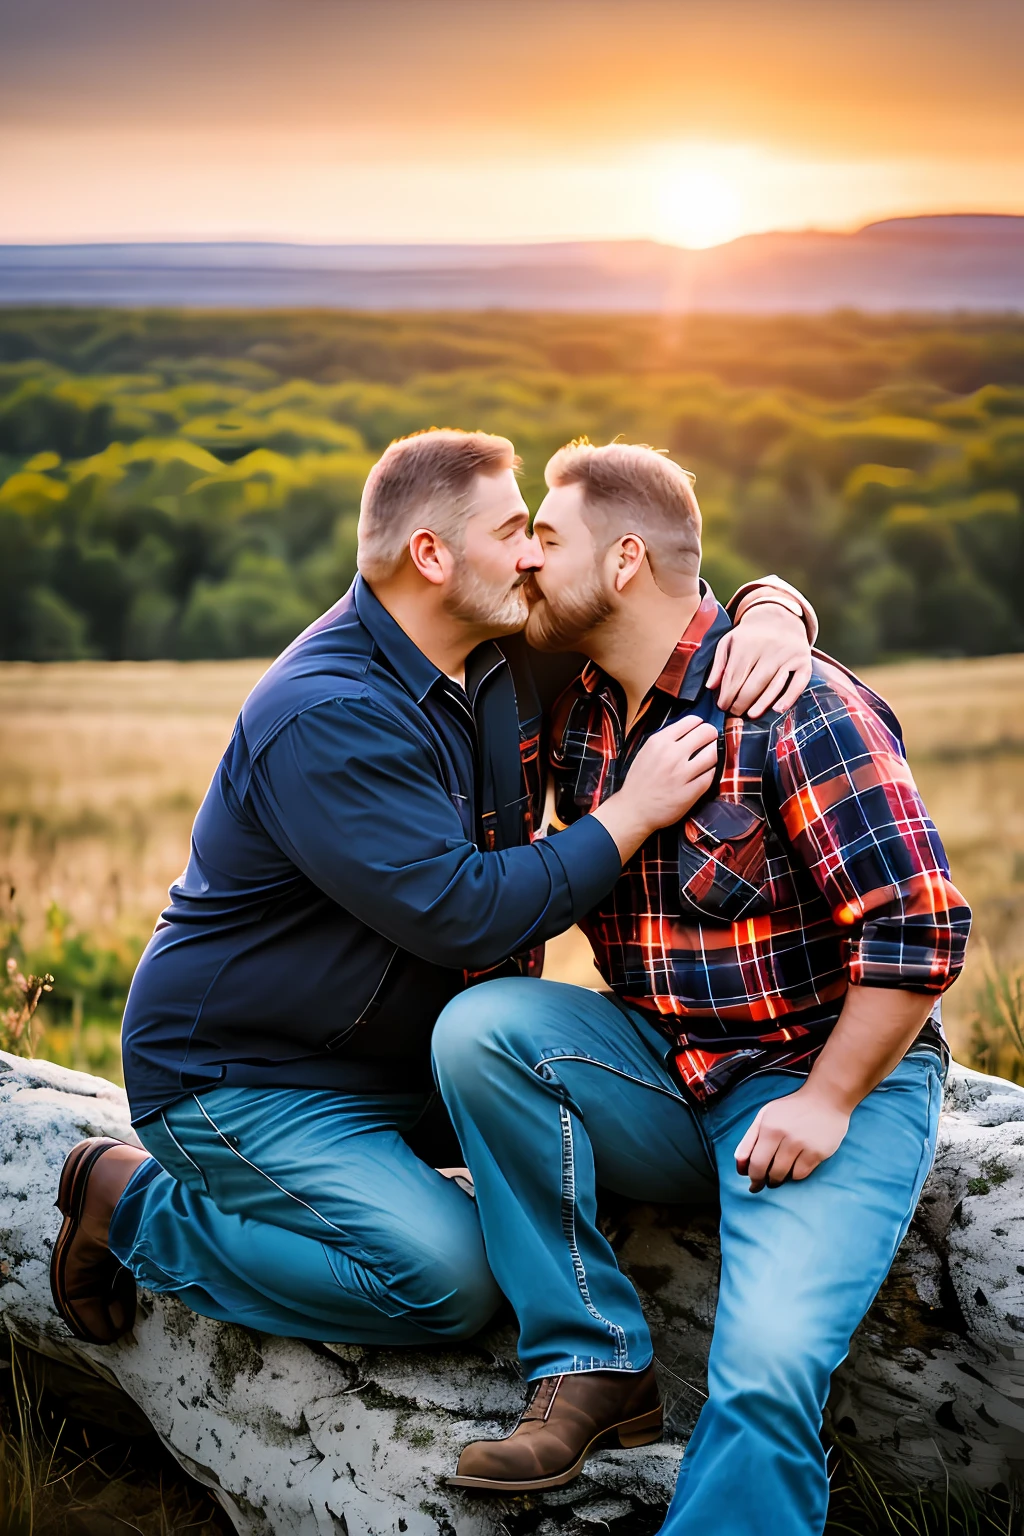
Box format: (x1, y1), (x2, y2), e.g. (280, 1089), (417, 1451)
(1, 1050), (1022, 1534)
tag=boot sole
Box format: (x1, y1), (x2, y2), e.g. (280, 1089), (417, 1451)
(50, 1138), (137, 1345)
(446, 1403), (664, 1492)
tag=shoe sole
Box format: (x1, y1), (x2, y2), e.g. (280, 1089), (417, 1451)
(50, 1138), (137, 1345)
(446, 1403), (664, 1492)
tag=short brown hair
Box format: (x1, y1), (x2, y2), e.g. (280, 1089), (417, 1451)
(545, 439), (701, 589)
(358, 428), (518, 583)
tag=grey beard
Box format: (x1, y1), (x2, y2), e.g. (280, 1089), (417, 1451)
(443, 564), (530, 633)
(525, 573), (613, 652)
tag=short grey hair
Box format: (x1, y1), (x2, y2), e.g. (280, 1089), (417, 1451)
(357, 429), (519, 583)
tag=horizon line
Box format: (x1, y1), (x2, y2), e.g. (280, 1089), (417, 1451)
(3, 211), (1024, 256)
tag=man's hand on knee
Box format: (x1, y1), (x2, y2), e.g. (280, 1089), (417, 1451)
(734, 1087), (850, 1193)
(736, 986), (940, 1193)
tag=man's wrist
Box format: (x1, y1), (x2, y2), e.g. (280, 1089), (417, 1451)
(796, 1074), (858, 1117)
(727, 577), (819, 644)
(735, 593), (806, 625)
(592, 792), (650, 863)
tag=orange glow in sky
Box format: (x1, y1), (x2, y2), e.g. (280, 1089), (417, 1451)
(3, 0), (1023, 247)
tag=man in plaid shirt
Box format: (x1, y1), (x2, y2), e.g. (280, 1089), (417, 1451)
(433, 441), (970, 1536)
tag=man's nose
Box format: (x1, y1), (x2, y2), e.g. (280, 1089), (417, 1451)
(518, 533), (544, 571)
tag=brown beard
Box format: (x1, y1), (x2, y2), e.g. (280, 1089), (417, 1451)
(524, 572), (614, 652)
(443, 561), (530, 634)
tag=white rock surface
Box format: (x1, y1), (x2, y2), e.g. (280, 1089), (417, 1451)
(1, 1050), (1023, 1534)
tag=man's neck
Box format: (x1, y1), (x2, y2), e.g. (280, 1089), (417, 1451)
(585, 587), (702, 731)
(367, 577), (480, 687)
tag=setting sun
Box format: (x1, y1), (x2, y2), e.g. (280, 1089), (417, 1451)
(656, 163), (744, 248)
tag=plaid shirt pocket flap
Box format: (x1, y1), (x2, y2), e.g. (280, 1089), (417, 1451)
(678, 797), (770, 923)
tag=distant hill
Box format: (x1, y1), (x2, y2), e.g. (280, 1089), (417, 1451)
(1, 215), (1023, 311)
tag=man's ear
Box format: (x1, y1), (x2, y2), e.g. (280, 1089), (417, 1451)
(408, 527), (451, 587)
(612, 533), (647, 593)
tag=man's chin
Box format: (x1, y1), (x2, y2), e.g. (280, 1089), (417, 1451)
(524, 612), (581, 653)
(445, 580), (530, 636)
(489, 614), (529, 638)
(484, 594), (531, 637)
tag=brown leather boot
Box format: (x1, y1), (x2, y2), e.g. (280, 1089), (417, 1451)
(50, 1137), (151, 1345)
(448, 1364), (663, 1492)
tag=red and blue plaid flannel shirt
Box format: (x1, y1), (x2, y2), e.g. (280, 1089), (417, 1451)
(549, 589), (971, 1101)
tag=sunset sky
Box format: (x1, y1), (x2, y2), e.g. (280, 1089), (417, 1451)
(3, 0), (1023, 248)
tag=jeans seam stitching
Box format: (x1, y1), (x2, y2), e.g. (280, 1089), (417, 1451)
(159, 1111), (209, 1190)
(536, 1054), (682, 1102)
(540, 1053), (718, 1173)
(189, 1093), (346, 1235)
(558, 1103), (628, 1369)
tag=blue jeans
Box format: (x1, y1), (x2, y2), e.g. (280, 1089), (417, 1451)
(108, 1088), (500, 1344)
(431, 978), (943, 1536)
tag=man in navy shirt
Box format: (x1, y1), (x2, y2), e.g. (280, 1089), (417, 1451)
(49, 429), (813, 1353)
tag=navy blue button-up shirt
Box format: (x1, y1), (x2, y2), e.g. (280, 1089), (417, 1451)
(121, 576), (620, 1124)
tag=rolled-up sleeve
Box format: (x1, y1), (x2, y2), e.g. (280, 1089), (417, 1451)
(771, 675), (971, 993)
(249, 693), (621, 971)
(725, 575), (819, 645)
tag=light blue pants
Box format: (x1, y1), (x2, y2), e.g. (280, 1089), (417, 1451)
(431, 978), (943, 1536)
(109, 1088), (500, 1344)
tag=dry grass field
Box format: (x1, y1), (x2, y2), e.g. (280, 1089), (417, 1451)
(2, 653), (1023, 1076)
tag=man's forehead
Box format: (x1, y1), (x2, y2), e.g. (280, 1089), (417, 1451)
(534, 483), (587, 532)
(468, 469), (528, 522)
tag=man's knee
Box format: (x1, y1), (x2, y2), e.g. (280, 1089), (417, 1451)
(712, 1310), (835, 1418)
(413, 1247), (502, 1341)
(440, 1264), (502, 1340)
(431, 977), (540, 1089)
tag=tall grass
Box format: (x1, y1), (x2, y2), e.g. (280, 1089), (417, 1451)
(968, 945), (1024, 1085)
(0, 891), (133, 1080)
(0, 938), (51, 1061)
(0, 1338), (229, 1536)
(825, 1438), (1018, 1535)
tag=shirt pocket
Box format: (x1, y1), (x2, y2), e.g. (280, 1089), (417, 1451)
(678, 797), (771, 923)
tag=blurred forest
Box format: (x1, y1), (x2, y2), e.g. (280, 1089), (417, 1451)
(2, 307), (1024, 663)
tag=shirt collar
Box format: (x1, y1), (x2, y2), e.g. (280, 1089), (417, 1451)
(353, 574), (509, 709)
(353, 573), (444, 704)
(579, 581), (732, 706)
(464, 640), (509, 705)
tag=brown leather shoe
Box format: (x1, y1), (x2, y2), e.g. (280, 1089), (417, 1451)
(50, 1137), (151, 1345)
(448, 1363), (663, 1492)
